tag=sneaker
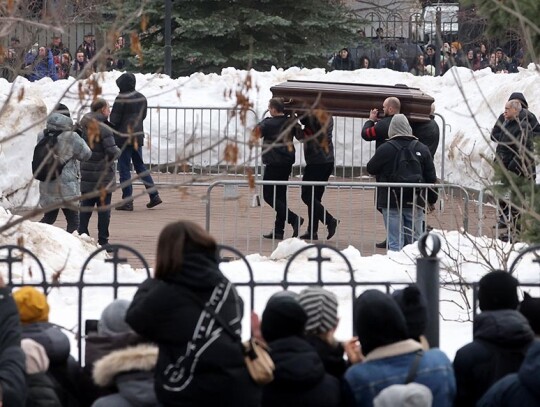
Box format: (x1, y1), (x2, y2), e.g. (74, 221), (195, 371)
(147, 195), (163, 209)
(263, 231), (284, 240)
(375, 239), (387, 248)
(291, 217), (305, 238)
(327, 218), (340, 240)
(299, 231), (318, 241)
(115, 202), (133, 211)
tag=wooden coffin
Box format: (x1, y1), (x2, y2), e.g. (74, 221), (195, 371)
(270, 80), (435, 122)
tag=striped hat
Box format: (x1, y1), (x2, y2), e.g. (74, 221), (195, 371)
(298, 287), (339, 334)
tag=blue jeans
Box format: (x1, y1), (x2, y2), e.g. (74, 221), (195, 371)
(117, 145), (158, 200)
(78, 193), (112, 245)
(381, 207), (425, 251)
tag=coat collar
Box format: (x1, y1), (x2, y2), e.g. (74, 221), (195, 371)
(364, 339), (423, 362)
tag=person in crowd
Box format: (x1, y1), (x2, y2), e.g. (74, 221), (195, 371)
(78, 33), (96, 63)
(3, 37), (25, 81)
(412, 103), (440, 159)
(20, 338), (62, 407)
(78, 98), (121, 250)
(472, 48), (485, 71)
(332, 48), (355, 71)
(358, 56), (370, 69)
(344, 290), (455, 407)
(366, 114), (437, 251)
(479, 42), (488, 60)
(296, 114), (339, 241)
(392, 284), (429, 349)
(488, 52), (497, 72)
(260, 293), (341, 406)
(423, 44), (437, 68)
(256, 97), (302, 240)
(13, 286), (81, 406)
(465, 49), (475, 69)
(409, 54), (427, 76)
(110, 72), (162, 211)
(453, 270), (535, 406)
(477, 340), (540, 407)
(57, 53), (72, 79)
(442, 42), (465, 74)
(0, 275), (27, 407)
(490, 93), (539, 240)
(70, 51), (91, 78)
(374, 27), (384, 40)
(494, 47), (510, 73)
(373, 383), (433, 407)
(298, 287), (362, 379)
(27, 46), (58, 82)
(49, 35), (71, 73)
(113, 36), (126, 70)
(377, 47), (408, 72)
(125, 220), (261, 406)
(38, 109), (92, 233)
(518, 292), (540, 337)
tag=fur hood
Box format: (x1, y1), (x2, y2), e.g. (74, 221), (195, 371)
(93, 344), (158, 387)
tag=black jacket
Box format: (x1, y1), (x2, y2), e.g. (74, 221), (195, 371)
(478, 340), (540, 407)
(257, 114), (296, 166)
(126, 252), (260, 407)
(26, 373), (63, 407)
(0, 287), (27, 407)
(332, 55), (355, 71)
(366, 135), (438, 209)
(296, 115), (335, 164)
(412, 115), (440, 158)
(305, 335), (348, 380)
(109, 73), (148, 148)
(361, 115), (393, 150)
(79, 112), (120, 194)
(262, 336), (341, 407)
(453, 310), (534, 407)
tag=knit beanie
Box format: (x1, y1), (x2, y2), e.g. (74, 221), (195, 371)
(13, 286), (50, 323)
(354, 290), (408, 356)
(21, 338), (50, 374)
(261, 295), (307, 343)
(519, 292), (540, 335)
(298, 287), (339, 335)
(478, 270), (519, 311)
(392, 285), (428, 341)
(508, 92), (528, 109)
(374, 383), (433, 407)
(388, 114), (412, 137)
(98, 299), (134, 336)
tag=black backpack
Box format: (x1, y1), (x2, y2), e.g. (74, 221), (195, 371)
(387, 140), (424, 183)
(32, 130), (67, 182)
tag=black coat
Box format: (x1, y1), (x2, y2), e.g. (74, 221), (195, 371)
(296, 116), (335, 164)
(262, 336), (341, 407)
(453, 310), (534, 407)
(366, 135), (438, 209)
(332, 56), (355, 71)
(109, 73), (148, 147)
(478, 340), (540, 407)
(412, 115), (440, 158)
(305, 335), (348, 380)
(361, 115), (393, 150)
(26, 373), (63, 407)
(79, 112), (120, 194)
(126, 252), (260, 407)
(0, 287), (27, 407)
(257, 114), (296, 166)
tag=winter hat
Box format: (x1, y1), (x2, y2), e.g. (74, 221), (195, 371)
(98, 299), (133, 336)
(13, 286), (50, 323)
(298, 287), (339, 334)
(261, 295), (307, 343)
(392, 285), (428, 341)
(508, 92), (528, 109)
(21, 338), (50, 374)
(519, 292), (540, 335)
(478, 270), (519, 311)
(426, 44), (435, 51)
(388, 114), (412, 138)
(54, 103), (71, 118)
(354, 290), (408, 356)
(47, 112), (73, 131)
(374, 383), (433, 407)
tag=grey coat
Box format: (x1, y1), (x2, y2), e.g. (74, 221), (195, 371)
(38, 113), (92, 208)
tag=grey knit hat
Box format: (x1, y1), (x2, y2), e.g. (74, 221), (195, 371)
(298, 287), (339, 334)
(98, 299), (133, 336)
(374, 383), (433, 407)
(388, 114), (412, 138)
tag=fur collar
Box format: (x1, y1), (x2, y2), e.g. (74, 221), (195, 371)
(93, 344), (158, 387)
(364, 339), (422, 362)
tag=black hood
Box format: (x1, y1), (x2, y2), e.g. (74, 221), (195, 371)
(474, 310), (534, 348)
(164, 251), (224, 290)
(508, 92), (528, 109)
(518, 340), (540, 398)
(261, 296), (307, 343)
(116, 73), (136, 93)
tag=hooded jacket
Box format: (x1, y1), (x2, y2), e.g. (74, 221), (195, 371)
(411, 115), (440, 158)
(109, 73), (148, 148)
(453, 309), (534, 407)
(257, 114), (296, 166)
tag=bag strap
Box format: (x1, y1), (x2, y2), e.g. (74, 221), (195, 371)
(404, 350), (424, 384)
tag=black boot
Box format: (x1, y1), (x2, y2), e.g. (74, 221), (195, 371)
(291, 217), (305, 238)
(263, 231), (284, 240)
(375, 239), (387, 248)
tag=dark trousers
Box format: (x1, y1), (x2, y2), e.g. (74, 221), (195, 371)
(40, 208), (79, 233)
(78, 193), (112, 245)
(117, 145), (158, 200)
(301, 162), (334, 234)
(263, 164), (299, 234)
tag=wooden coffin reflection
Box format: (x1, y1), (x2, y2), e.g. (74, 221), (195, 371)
(270, 80), (435, 122)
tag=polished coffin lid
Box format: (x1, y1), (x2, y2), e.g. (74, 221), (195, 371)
(270, 80), (435, 122)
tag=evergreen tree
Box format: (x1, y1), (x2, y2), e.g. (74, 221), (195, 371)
(115, 0), (360, 76)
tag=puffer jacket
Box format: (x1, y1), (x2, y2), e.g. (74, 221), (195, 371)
(79, 112), (120, 194)
(258, 114), (296, 166)
(38, 113), (92, 208)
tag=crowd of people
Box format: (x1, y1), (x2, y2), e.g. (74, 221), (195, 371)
(1, 33), (126, 82)
(1, 220), (540, 406)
